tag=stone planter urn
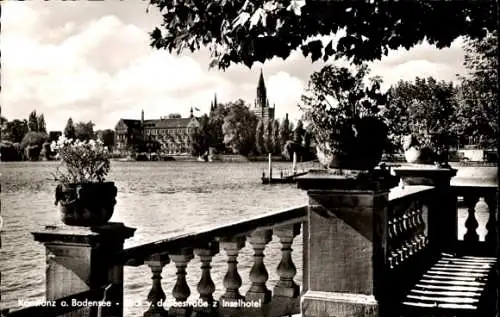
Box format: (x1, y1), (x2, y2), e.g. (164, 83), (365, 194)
(55, 182), (117, 226)
(316, 117), (388, 171)
(401, 134), (451, 167)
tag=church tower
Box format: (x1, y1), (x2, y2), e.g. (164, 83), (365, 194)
(256, 69), (268, 109)
(210, 93), (218, 113)
(253, 69), (275, 121)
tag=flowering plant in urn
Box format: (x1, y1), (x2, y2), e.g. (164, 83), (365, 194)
(52, 136), (117, 226)
(300, 64), (388, 171)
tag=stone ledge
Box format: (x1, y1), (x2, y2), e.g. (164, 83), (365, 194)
(301, 290), (378, 317)
(32, 222), (136, 245)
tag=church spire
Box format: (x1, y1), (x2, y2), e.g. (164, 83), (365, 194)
(256, 68), (267, 109)
(210, 93), (218, 113)
(258, 68), (265, 89)
(190, 107), (193, 118)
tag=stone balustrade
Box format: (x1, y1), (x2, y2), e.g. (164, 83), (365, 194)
(118, 206), (307, 317)
(3, 166), (497, 317)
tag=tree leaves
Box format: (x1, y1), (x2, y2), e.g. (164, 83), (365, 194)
(221, 100), (258, 155)
(250, 8), (266, 29)
(384, 77), (459, 152)
(233, 12), (251, 28)
(287, 0), (305, 16)
(323, 40), (335, 61)
(455, 30), (498, 148)
(300, 63), (385, 146)
(149, 0), (496, 70)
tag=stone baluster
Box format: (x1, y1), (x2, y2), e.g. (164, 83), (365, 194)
(387, 218), (398, 268)
(484, 192), (497, 250)
(416, 205), (427, 250)
(409, 205), (419, 253)
(402, 208), (412, 256)
(273, 223), (300, 298)
(464, 194), (480, 242)
(401, 210), (412, 258)
(245, 229), (273, 304)
(220, 236), (246, 302)
(192, 242), (219, 316)
(394, 167), (457, 253)
(408, 209), (420, 254)
(394, 215), (405, 263)
(169, 249), (194, 317)
(144, 253), (170, 317)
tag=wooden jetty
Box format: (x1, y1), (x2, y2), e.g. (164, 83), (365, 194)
(261, 153), (322, 184)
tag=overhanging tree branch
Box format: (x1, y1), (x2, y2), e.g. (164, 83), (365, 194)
(148, 0), (497, 70)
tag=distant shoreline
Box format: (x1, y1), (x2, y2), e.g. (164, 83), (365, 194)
(111, 154), (290, 163)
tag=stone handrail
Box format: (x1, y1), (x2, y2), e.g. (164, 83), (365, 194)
(118, 204), (308, 317)
(10, 166), (496, 317)
(117, 205), (308, 266)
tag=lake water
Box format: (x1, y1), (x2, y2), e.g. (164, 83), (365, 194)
(0, 161), (309, 316)
(0, 161), (492, 316)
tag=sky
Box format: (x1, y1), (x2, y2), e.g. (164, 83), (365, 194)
(1, 1), (467, 132)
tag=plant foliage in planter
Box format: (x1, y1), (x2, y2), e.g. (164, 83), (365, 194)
(52, 136), (116, 226)
(300, 64), (388, 170)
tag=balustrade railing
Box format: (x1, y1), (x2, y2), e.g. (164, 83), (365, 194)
(386, 185), (433, 271)
(117, 205), (307, 317)
(454, 185), (497, 254)
(3, 166), (497, 317)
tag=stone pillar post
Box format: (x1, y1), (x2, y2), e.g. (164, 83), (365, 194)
(32, 222), (136, 317)
(393, 166), (457, 253)
(297, 170), (397, 317)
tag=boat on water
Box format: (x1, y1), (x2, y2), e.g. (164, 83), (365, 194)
(197, 153), (219, 162)
(118, 155), (135, 162)
(118, 157), (134, 162)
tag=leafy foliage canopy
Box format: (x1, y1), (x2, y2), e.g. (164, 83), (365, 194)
(149, 0), (496, 69)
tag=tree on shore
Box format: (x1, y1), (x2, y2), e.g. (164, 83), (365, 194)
(64, 118), (76, 139)
(255, 119), (265, 154)
(279, 115), (291, 154)
(222, 99), (258, 155)
(271, 119), (280, 155)
(4, 119), (29, 143)
(263, 119), (273, 154)
(20, 131), (48, 161)
(384, 77), (458, 158)
(28, 110), (38, 132)
(208, 103), (229, 153)
(75, 121), (95, 141)
(454, 30), (498, 148)
(37, 114), (47, 133)
(189, 114), (211, 156)
(99, 129), (116, 151)
(0, 141), (24, 161)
